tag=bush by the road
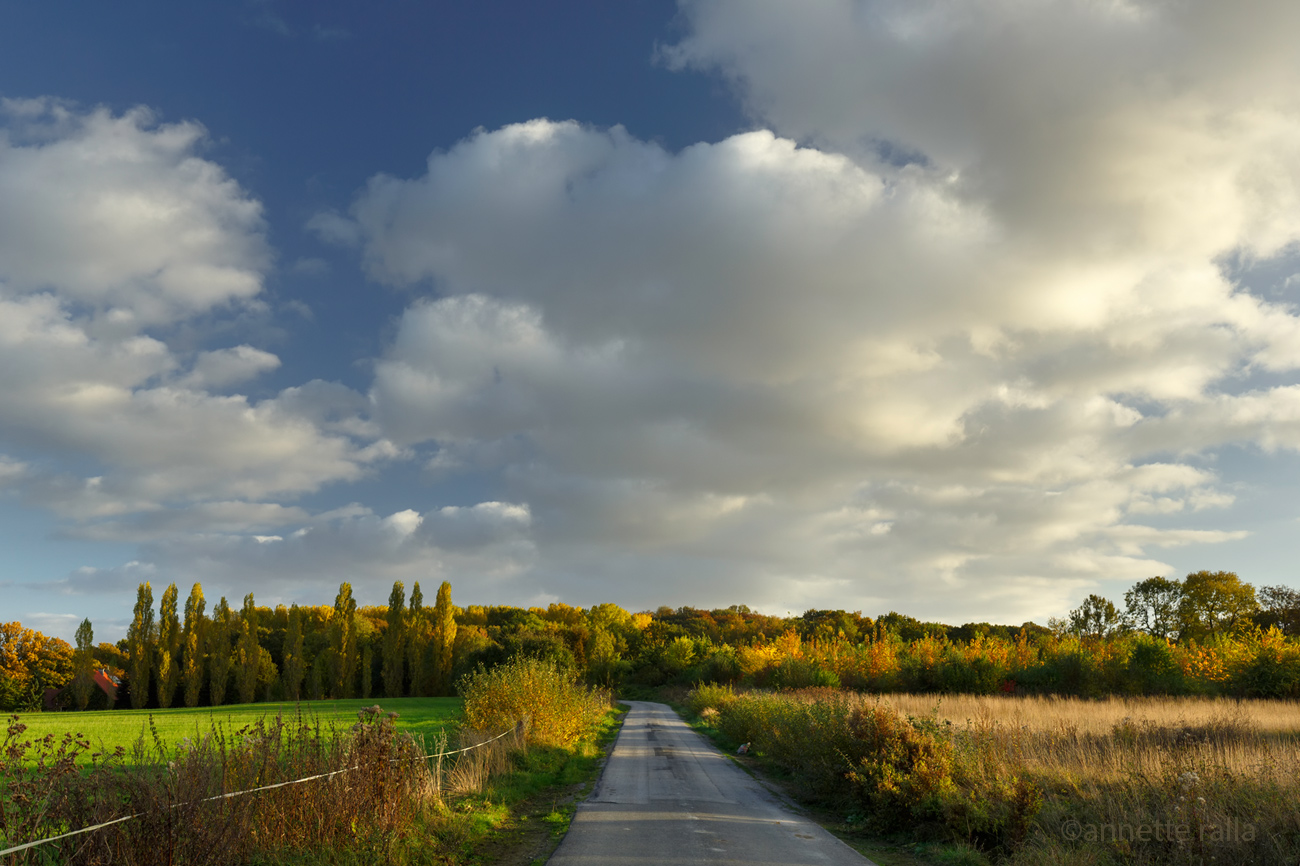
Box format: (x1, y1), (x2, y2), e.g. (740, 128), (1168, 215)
(460, 656), (608, 748)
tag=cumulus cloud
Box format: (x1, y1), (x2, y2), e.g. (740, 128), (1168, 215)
(14, 3), (1300, 623)
(324, 1), (1300, 618)
(181, 345), (282, 390)
(0, 99), (269, 325)
(84, 502), (540, 608)
(0, 101), (393, 538)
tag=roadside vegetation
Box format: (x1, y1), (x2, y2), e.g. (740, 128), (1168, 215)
(0, 657), (616, 864)
(685, 685), (1300, 866)
(6, 568), (1300, 863)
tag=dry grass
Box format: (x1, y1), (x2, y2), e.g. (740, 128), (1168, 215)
(696, 689), (1300, 865)
(877, 692), (1300, 737)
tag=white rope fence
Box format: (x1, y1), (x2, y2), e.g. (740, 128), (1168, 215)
(1, 719), (522, 859)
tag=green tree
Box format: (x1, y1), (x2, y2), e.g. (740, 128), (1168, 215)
(235, 593), (260, 704)
(331, 582), (358, 698)
(1124, 576), (1183, 640)
(156, 583), (181, 708)
(71, 618), (96, 711)
(407, 582), (427, 697)
(1067, 594), (1124, 639)
(360, 643), (373, 699)
(382, 581), (406, 698)
(208, 597), (234, 706)
(181, 584), (206, 708)
(430, 581), (457, 696)
(1257, 585), (1300, 636)
(1179, 571), (1259, 640)
(127, 582), (155, 709)
(281, 604), (305, 701)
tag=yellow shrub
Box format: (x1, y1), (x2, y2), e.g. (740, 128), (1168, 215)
(459, 656), (607, 748)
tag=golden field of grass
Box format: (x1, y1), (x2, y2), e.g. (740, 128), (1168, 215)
(691, 686), (1300, 865)
(880, 694), (1300, 864)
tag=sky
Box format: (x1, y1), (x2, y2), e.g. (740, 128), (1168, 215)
(3, 0), (1300, 643)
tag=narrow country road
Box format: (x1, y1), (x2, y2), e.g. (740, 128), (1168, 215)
(548, 700), (877, 866)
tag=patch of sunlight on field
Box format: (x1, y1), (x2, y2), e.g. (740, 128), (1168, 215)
(6, 697), (462, 765)
(875, 692), (1300, 735)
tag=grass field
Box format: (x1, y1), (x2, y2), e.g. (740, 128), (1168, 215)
(685, 687), (1300, 866)
(6, 697), (462, 765)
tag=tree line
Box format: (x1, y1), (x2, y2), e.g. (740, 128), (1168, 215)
(1059, 571), (1299, 641)
(4, 569), (1300, 711)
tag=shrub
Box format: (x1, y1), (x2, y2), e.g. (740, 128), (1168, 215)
(686, 682), (737, 716)
(1121, 634), (1185, 695)
(845, 704), (957, 827)
(459, 656), (608, 748)
(692, 645), (743, 684)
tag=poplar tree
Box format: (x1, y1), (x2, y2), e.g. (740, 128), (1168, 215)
(236, 594), (260, 705)
(406, 582), (427, 697)
(71, 618), (95, 711)
(156, 583), (181, 708)
(281, 604), (305, 701)
(331, 583), (358, 698)
(382, 581), (406, 698)
(208, 597), (233, 706)
(360, 643), (373, 699)
(181, 584), (206, 708)
(431, 581), (457, 696)
(127, 582), (155, 709)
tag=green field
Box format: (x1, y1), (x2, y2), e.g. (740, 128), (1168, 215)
(6, 697), (462, 765)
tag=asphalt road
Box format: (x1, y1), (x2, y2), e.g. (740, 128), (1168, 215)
(548, 700), (876, 866)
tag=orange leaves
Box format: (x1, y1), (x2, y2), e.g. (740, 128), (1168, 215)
(0, 621), (75, 694)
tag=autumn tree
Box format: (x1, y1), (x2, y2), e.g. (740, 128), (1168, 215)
(431, 581), (457, 696)
(331, 582), (358, 698)
(181, 584), (206, 708)
(0, 623), (73, 711)
(1178, 571), (1259, 640)
(281, 604), (305, 701)
(208, 597), (234, 706)
(127, 582), (156, 709)
(407, 582), (427, 697)
(155, 583), (181, 708)
(235, 594), (260, 705)
(1124, 576), (1183, 640)
(71, 618), (96, 711)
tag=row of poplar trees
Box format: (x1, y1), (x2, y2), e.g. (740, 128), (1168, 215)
(122, 580), (457, 709)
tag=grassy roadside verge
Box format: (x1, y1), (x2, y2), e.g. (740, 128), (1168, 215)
(2, 694), (624, 864)
(666, 686), (1300, 866)
(657, 689), (989, 866)
(427, 702), (627, 866)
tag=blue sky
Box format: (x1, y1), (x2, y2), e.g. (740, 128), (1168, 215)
(3, 0), (1300, 642)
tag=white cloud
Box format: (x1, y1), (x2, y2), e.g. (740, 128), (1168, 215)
(15, 2), (1300, 624)
(101, 502), (539, 608)
(181, 345), (281, 389)
(0, 99), (269, 326)
(326, 0), (1300, 619)
(0, 101), (392, 535)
